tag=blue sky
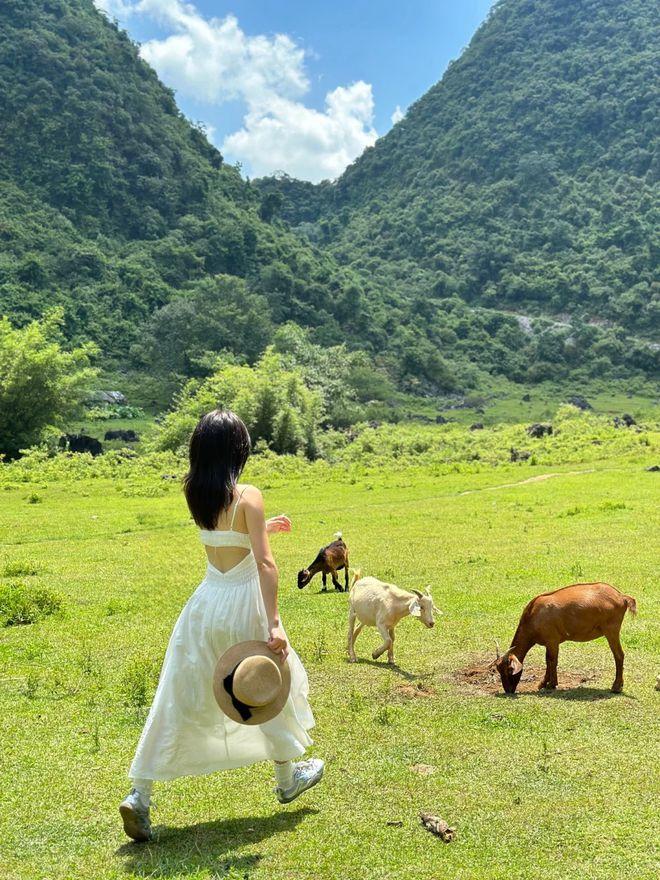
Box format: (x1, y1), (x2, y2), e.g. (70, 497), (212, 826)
(95, 1), (494, 180)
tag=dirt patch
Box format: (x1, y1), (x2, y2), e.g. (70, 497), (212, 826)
(394, 682), (437, 700)
(410, 763), (436, 777)
(455, 656), (596, 695)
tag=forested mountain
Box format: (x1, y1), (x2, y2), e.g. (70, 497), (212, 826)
(257, 0), (659, 384)
(0, 0), (657, 396)
(0, 0), (366, 366)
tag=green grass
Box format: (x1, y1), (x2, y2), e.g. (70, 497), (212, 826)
(66, 416), (157, 452)
(0, 432), (658, 879)
(399, 378), (659, 426)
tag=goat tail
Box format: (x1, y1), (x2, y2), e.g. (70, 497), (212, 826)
(349, 568), (362, 591)
(334, 530), (343, 540)
(624, 595), (637, 616)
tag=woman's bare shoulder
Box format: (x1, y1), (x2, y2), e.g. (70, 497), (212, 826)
(238, 484), (263, 505)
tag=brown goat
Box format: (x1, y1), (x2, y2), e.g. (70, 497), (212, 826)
(495, 582), (637, 694)
(298, 533), (349, 592)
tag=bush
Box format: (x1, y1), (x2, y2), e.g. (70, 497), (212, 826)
(0, 581), (62, 626)
(155, 348), (323, 457)
(85, 404), (145, 421)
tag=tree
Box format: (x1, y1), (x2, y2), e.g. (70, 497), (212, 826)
(155, 349), (322, 457)
(259, 191), (283, 223)
(0, 310), (98, 459)
(132, 275), (273, 376)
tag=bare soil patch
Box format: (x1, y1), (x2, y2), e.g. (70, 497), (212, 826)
(455, 656), (596, 695)
(410, 763), (436, 777)
(394, 681), (437, 700)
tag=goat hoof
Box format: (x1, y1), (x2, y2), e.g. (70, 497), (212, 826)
(348, 657), (356, 664)
(611, 682), (623, 693)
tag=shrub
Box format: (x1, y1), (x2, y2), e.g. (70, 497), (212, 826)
(155, 348), (323, 457)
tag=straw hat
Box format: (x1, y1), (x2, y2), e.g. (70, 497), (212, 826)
(213, 640), (291, 726)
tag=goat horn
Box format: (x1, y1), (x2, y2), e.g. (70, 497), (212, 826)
(495, 640), (501, 659)
(411, 589), (423, 599)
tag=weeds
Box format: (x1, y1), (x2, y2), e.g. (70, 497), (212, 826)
(2, 560), (40, 577)
(313, 631), (329, 663)
(0, 582), (62, 626)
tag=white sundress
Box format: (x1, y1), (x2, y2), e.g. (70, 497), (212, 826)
(128, 497), (315, 782)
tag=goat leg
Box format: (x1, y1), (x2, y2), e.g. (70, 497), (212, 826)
(372, 622), (393, 662)
(387, 627), (395, 665)
(539, 644), (559, 689)
(347, 608), (359, 662)
(606, 630), (624, 693)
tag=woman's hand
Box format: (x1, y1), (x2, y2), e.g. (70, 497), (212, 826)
(267, 624), (289, 663)
(265, 515), (291, 535)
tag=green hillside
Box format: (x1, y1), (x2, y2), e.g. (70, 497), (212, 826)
(256, 0), (659, 384)
(0, 0), (657, 396)
(0, 0), (365, 364)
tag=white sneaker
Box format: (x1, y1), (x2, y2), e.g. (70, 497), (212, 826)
(275, 758), (325, 804)
(119, 789), (153, 842)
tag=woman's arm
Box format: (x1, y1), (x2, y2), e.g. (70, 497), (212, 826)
(244, 486), (289, 662)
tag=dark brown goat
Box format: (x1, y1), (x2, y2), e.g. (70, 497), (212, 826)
(495, 582), (636, 694)
(298, 533), (349, 592)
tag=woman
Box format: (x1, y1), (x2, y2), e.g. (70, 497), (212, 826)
(119, 410), (322, 842)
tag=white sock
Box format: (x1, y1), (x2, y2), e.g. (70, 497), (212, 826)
(131, 778), (153, 805)
(274, 761), (294, 789)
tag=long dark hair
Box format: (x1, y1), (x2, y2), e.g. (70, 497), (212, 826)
(183, 410), (251, 529)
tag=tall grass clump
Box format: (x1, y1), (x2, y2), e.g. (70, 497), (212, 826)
(0, 582), (62, 626)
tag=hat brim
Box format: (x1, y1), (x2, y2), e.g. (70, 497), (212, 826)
(213, 640), (292, 726)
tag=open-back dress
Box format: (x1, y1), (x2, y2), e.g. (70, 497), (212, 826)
(128, 493), (314, 781)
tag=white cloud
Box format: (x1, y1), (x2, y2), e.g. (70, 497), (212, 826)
(95, 0), (377, 181)
(135, 2), (308, 106)
(225, 82), (377, 181)
(93, 0), (135, 16)
(391, 105), (405, 125)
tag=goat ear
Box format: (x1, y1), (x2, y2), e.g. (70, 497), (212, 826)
(508, 656), (523, 675)
(409, 599), (422, 617)
(432, 605), (442, 615)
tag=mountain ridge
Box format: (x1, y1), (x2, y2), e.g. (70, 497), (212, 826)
(256, 0), (659, 372)
(0, 0), (657, 392)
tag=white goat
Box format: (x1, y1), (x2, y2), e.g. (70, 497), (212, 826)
(347, 570), (440, 665)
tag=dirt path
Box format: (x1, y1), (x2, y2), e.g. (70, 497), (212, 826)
(459, 468), (594, 496)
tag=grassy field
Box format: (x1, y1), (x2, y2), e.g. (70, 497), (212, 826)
(1, 426), (659, 879)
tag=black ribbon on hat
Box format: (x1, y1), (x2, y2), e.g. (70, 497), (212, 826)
(223, 664), (253, 721)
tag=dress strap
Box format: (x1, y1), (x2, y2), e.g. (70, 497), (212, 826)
(229, 487), (246, 530)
